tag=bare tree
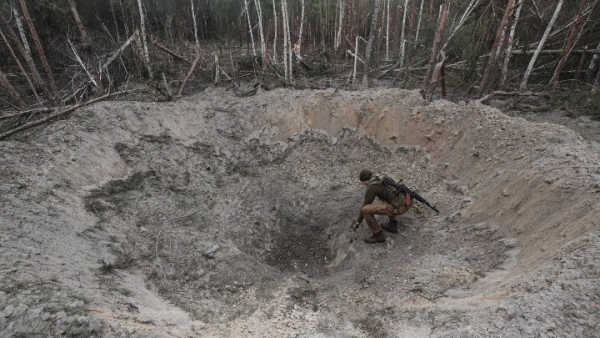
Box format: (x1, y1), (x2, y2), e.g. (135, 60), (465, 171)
(362, 0), (382, 87)
(586, 40), (600, 80)
(384, 0), (390, 60)
(422, 0), (450, 99)
(500, 0), (524, 89)
(272, 0), (278, 62)
(295, 0), (306, 61)
(243, 0), (257, 56)
(0, 10), (54, 105)
(11, 4), (31, 59)
(190, 0), (200, 47)
(68, 0), (102, 91)
(415, 0), (425, 45)
(478, 0), (515, 96)
(399, 0), (409, 70)
(520, 0), (564, 90)
(19, 0), (59, 104)
(254, 0), (266, 69)
(353, 35), (360, 84)
(335, 0), (346, 51)
(549, 0), (591, 87)
(136, 0), (153, 78)
(281, 0), (293, 85)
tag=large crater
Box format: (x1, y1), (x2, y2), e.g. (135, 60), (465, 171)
(0, 88), (598, 337)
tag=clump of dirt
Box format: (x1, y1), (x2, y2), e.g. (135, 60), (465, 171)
(0, 87), (599, 337)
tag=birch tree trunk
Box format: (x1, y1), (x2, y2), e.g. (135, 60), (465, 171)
(11, 5), (31, 59)
(415, 0), (425, 45)
(68, 0), (102, 91)
(254, 0), (267, 69)
(136, 0), (153, 78)
(19, 0), (59, 104)
(243, 0), (257, 56)
(335, 0), (346, 51)
(399, 0), (409, 70)
(384, 0), (390, 60)
(422, 0), (450, 98)
(520, 0), (563, 90)
(500, 0), (523, 89)
(0, 68), (26, 108)
(585, 40), (600, 80)
(282, 0), (293, 85)
(282, 1), (288, 83)
(191, 0), (200, 47)
(353, 35), (359, 84)
(549, 0), (589, 87)
(362, 0), (382, 87)
(478, 0), (515, 96)
(272, 0), (278, 62)
(295, 0), (306, 61)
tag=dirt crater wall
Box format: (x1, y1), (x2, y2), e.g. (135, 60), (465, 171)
(1, 87), (599, 337)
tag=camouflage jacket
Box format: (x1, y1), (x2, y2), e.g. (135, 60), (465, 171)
(355, 173), (404, 224)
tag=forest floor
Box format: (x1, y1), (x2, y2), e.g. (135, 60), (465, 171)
(0, 86), (599, 337)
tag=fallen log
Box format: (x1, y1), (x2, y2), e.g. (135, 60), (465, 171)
(0, 89), (143, 140)
(152, 37), (192, 64)
(476, 90), (549, 104)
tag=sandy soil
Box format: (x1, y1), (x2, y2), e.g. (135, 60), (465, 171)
(1, 87), (599, 337)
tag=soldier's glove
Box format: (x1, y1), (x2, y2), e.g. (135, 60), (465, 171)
(351, 221), (360, 232)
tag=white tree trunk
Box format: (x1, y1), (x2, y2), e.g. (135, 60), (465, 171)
(243, 0), (257, 56)
(353, 35), (359, 84)
(384, 0), (390, 60)
(586, 40), (600, 80)
(12, 5), (31, 59)
(519, 0), (563, 90)
(190, 0), (200, 47)
(362, 0), (382, 87)
(285, 0), (293, 83)
(500, 0), (523, 89)
(272, 0), (278, 62)
(281, 0), (293, 84)
(415, 0), (425, 44)
(295, 0), (306, 61)
(335, 0), (346, 51)
(136, 0), (152, 78)
(399, 0), (409, 69)
(254, 0), (266, 64)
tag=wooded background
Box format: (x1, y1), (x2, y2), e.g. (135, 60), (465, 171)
(1, 0), (599, 119)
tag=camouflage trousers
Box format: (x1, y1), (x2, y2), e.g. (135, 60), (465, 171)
(361, 202), (411, 233)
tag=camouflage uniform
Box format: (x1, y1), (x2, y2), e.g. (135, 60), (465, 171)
(354, 172), (412, 242)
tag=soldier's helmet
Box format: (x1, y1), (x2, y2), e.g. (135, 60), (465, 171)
(359, 169), (373, 182)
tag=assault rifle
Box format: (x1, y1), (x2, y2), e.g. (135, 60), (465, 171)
(380, 176), (440, 213)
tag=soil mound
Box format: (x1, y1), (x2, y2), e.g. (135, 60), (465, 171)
(1, 88), (598, 337)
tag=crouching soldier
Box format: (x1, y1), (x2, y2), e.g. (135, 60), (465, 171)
(351, 169), (413, 243)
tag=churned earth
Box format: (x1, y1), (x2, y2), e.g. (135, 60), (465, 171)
(0, 87), (599, 337)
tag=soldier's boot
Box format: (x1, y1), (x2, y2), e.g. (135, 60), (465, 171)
(381, 220), (398, 233)
(364, 231), (385, 244)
